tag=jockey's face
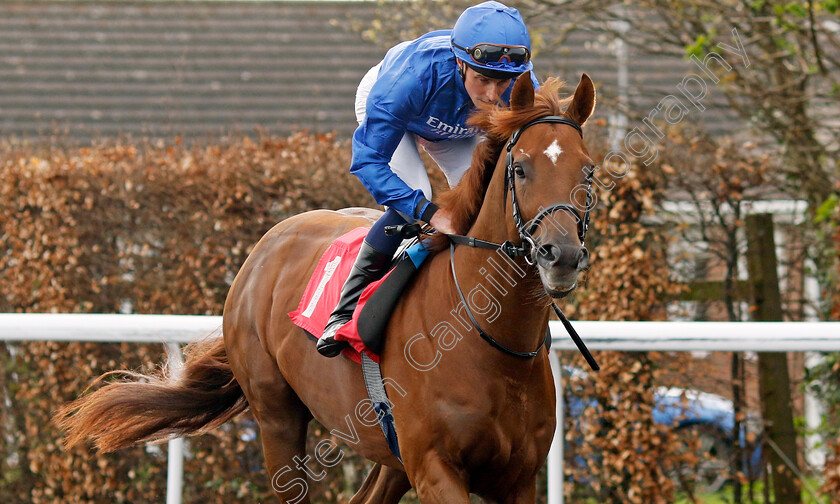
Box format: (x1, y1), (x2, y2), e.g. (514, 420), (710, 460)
(459, 62), (512, 107)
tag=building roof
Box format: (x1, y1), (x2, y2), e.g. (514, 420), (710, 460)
(0, 0), (742, 144)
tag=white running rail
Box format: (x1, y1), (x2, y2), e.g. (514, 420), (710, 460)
(2, 314), (839, 504)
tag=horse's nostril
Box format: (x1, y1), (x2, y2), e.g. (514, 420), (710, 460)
(538, 244), (588, 269)
(576, 247), (590, 269)
(537, 244), (559, 263)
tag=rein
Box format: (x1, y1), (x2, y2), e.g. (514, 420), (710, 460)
(447, 115), (599, 370)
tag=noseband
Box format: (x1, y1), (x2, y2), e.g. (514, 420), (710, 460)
(446, 115), (599, 370)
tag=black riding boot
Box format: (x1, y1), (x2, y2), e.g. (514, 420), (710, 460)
(317, 241), (392, 357)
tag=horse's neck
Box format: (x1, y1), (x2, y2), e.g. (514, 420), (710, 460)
(449, 165), (551, 352)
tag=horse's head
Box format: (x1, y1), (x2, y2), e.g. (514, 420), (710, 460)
(431, 72), (597, 298)
(501, 72), (596, 298)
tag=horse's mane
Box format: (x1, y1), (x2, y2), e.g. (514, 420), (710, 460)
(425, 78), (572, 251)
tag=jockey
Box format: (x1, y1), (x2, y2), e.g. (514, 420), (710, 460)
(317, 1), (539, 357)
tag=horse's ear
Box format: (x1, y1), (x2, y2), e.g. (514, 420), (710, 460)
(510, 71), (535, 111)
(565, 73), (596, 126)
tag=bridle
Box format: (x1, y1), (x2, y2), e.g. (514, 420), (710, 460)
(450, 115), (594, 263)
(447, 114), (599, 370)
(506, 116), (594, 264)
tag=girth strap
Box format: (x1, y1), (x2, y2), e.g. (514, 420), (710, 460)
(360, 353), (403, 463)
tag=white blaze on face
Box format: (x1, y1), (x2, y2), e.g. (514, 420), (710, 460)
(543, 139), (563, 165)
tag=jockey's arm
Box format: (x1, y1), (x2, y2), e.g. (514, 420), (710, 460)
(350, 64), (440, 225)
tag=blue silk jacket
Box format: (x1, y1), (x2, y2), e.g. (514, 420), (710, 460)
(350, 30), (540, 220)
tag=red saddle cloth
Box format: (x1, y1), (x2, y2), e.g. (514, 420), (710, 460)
(288, 227), (391, 363)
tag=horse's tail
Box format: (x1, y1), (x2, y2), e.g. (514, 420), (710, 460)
(54, 335), (248, 453)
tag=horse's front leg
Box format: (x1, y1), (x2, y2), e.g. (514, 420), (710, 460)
(407, 452), (471, 503)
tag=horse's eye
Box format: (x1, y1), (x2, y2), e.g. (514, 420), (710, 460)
(514, 163), (526, 178)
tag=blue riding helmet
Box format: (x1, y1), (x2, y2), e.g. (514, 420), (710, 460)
(451, 1), (533, 79)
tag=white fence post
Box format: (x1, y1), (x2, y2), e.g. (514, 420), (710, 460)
(547, 350), (565, 504)
(165, 342), (185, 504)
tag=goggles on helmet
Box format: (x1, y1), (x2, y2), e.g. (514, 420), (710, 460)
(451, 42), (530, 67)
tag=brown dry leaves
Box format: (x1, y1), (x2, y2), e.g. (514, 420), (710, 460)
(557, 124), (692, 503)
(0, 133), (373, 503)
(1, 125), (830, 502)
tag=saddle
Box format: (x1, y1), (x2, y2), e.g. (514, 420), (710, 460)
(288, 226), (429, 363)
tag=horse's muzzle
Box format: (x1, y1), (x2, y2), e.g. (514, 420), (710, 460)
(535, 243), (588, 297)
(536, 243), (589, 270)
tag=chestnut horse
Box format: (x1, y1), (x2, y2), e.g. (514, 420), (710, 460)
(56, 72), (596, 503)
